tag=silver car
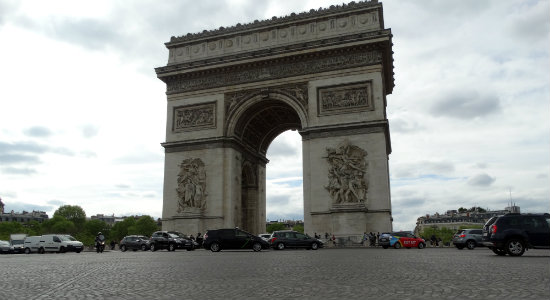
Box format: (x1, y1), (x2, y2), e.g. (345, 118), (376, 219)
(452, 229), (483, 250)
(0, 240), (14, 254)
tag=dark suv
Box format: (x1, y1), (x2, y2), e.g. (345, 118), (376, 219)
(452, 229), (483, 250)
(149, 231), (195, 252)
(269, 230), (323, 250)
(203, 228), (269, 252)
(482, 213), (550, 256)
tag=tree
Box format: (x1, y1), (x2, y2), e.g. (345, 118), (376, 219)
(128, 216), (159, 237)
(0, 221), (26, 240)
(54, 205), (86, 229)
(266, 223), (286, 233)
(458, 207), (467, 213)
(42, 215), (76, 235)
(110, 217), (137, 241)
(292, 224), (304, 233)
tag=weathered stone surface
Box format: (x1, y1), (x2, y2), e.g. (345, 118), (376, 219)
(156, 1), (394, 236)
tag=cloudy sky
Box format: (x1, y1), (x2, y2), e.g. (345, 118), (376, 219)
(1, 0), (548, 231)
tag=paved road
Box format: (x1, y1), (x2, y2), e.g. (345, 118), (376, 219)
(1, 247), (548, 299)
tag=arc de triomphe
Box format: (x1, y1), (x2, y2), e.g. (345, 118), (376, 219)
(155, 0), (394, 237)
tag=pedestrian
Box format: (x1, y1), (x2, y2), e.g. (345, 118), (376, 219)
(331, 234), (336, 246)
(430, 234), (437, 247)
(189, 234), (195, 241)
(362, 232), (368, 246)
(376, 232), (380, 246)
(325, 232), (329, 240)
(369, 232), (375, 247)
(110, 240), (115, 250)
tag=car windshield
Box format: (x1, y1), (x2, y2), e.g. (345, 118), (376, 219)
(63, 235), (77, 241)
(169, 233), (180, 238)
(11, 240), (24, 244)
(0, 241), (9, 246)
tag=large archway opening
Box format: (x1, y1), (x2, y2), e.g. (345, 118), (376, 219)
(233, 99), (303, 233)
(266, 131), (303, 224)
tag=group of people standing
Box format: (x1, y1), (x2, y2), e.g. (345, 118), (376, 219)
(362, 232), (380, 247)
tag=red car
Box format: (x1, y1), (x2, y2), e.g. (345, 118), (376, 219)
(379, 232), (426, 249)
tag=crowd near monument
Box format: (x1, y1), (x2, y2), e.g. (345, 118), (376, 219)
(155, 0), (395, 238)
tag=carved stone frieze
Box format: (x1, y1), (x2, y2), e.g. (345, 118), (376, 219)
(325, 140), (369, 205)
(224, 82), (308, 123)
(166, 48), (382, 94)
(173, 102), (216, 132)
(176, 158), (207, 213)
(318, 81), (373, 116)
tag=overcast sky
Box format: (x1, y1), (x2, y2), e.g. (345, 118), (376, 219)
(1, 0), (548, 231)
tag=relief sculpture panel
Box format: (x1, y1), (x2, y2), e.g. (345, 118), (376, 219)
(176, 158), (207, 213)
(318, 81), (373, 116)
(173, 102), (216, 132)
(325, 140), (369, 206)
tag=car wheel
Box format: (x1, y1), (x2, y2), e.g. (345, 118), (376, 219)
(24, 248), (31, 254)
(252, 242), (262, 252)
(311, 242), (319, 250)
(466, 240), (476, 250)
(150, 243), (156, 252)
(141, 244), (147, 251)
(492, 248), (507, 256)
(394, 242), (401, 249)
(39, 247), (45, 254)
(456, 245), (464, 250)
(418, 243), (425, 249)
(59, 246), (66, 253)
(506, 238), (525, 256)
(120, 245), (127, 252)
(168, 243), (176, 252)
(210, 242), (221, 252)
(382, 246), (388, 249)
(277, 243), (285, 250)
(76, 250), (81, 253)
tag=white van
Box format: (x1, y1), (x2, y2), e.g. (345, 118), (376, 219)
(23, 236), (44, 254)
(41, 234), (84, 253)
(10, 234), (27, 253)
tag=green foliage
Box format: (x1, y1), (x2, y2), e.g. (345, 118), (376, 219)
(266, 223), (286, 233)
(458, 224), (483, 230)
(54, 205), (86, 229)
(0, 222), (26, 240)
(292, 224), (304, 233)
(458, 207), (467, 213)
(84, 219), (110, 237)
(110, 217), (137, 241)
(41, 215), (76, 235)
(420, 226), (455, 244)
(127, 216), (159, 237)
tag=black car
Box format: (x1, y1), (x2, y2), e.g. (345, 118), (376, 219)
(167, 231), (198, 250)
(119, 235), (150, 252)
(203, 228), (269, 252)
(482, 213), (550, 256)
(269, 230), (323, 250)
(149, 231), (195, 252)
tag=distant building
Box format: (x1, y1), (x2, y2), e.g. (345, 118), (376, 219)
(90, 214), (117, 225)
(0, 197), (49, 223)
(414, 205), (520, 236)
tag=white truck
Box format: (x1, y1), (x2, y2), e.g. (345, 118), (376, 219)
(23, 236), (44, 254)
(10, 233), (27, 254)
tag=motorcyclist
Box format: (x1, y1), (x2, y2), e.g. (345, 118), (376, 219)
(95, 232), (105, 253)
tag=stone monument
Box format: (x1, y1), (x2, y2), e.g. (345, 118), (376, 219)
(155, 0), (394, 237)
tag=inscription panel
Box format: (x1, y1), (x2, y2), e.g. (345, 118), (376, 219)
(173, 102), (216, 132)
(318, 81), (373, 116)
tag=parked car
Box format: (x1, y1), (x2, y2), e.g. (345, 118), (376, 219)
(269, 230), (323, 250)
(167, 231), (198, 250)
(120, 235), (150, 252)
(452, 229), (483, 250)
(149, 231), (195, 251)
(0, 240), (14, 254)
(482, 213), (550, 256)
(259, 233), (271, 242)
(379, 232), (426, 249)
(203, 228), (270, 252)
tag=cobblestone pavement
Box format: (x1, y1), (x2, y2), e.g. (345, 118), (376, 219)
(1, 247), (548, 299)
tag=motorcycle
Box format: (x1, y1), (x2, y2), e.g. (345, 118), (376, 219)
(96, 235), (106, 253)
